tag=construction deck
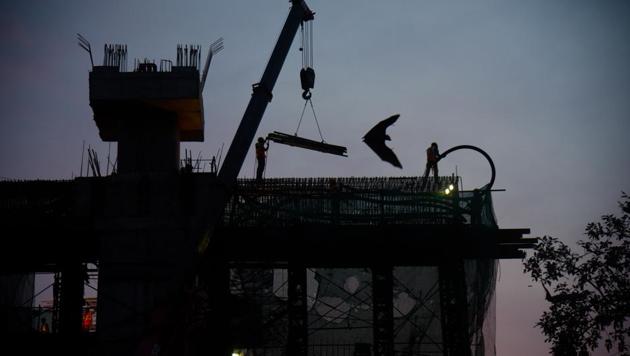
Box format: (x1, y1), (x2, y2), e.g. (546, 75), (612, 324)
(0, 175), (532, 271)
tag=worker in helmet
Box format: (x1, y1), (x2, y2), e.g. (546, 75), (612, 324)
(39, 317), (50, 333)
(422, 142), (440, 189)
(255, 137), (269, 181)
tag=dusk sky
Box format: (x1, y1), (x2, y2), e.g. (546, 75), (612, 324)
(1, 1), (629, 354)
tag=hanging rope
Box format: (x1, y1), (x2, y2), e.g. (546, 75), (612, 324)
(300, 21), (313, 70)
(295, 98), (324, 142)
(269, 18), (346, 156)
(301, 23), (306, 69)
(295, 99), (309, 135)
(300, 21), (315, 100)
(296, 20), (323, 141)
(309, 98), (324, 142)
(309, 20), (313, 68)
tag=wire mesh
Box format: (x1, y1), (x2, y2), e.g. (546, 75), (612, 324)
(224, 177), (496, 228)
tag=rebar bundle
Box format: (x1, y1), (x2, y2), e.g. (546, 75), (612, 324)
(102, 44), (127, 71)
(176, 44), (202, 69)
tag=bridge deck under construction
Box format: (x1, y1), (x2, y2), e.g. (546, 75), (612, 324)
(0, 175), (533, 356)
(0, 175), (532, 272)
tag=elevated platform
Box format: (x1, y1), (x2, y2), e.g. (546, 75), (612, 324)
(223, 176), (493, 227)
(0, 175), (532, 272)
(0, 175), (533, 355)
(89, 66), (204, 141)
(213, 225), (532, 266)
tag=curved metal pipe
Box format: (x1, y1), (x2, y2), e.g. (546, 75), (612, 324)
(437, 145), (495, 190)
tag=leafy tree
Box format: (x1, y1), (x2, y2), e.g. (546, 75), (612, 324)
(524, 193), (630, 355)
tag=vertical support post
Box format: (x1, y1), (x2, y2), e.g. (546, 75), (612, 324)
(330, 180), (340, 225)
(288, 264), (307, 356)
(59, 260), (85, 335)
(379, 191), (385, 225)
(439, 259), (471, 356)
(471, 189), (481, 225)
(372, 266), (393, 356)
(452, 180), (461, 224)
(207, 261), (231, 356)
(52, 271), (62, 333)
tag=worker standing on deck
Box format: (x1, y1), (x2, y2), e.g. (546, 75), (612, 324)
(423, 142), (440, 186)
(255, 137), (269, 181)
(39, 317), (49, 333)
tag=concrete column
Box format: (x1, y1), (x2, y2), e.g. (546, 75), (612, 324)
(117, 109), (179, 174)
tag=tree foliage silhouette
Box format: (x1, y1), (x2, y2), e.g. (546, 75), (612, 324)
(524, 193), (630, 355)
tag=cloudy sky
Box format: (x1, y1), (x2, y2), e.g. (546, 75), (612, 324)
(1, 0), (629, 354)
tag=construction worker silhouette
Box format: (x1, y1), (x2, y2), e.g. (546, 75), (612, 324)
(39, 317), (50, 333)
(255, 137), (269, 181)
(423, 142), (440, 187)
(82, 308), (94, 332)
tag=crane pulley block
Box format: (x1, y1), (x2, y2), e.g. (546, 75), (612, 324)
(300, 67), (315, 91)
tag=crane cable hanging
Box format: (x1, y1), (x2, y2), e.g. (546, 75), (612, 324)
(266, 20), (348, 157)
(295, 96), (324, 141)
(300, 20), (315, 100)
(296, 20), (322, 140)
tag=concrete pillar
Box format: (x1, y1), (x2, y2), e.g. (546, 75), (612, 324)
(117, 109), (179, 174)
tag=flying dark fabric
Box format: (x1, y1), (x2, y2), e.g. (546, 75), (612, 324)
(362, 114), (402, 168)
